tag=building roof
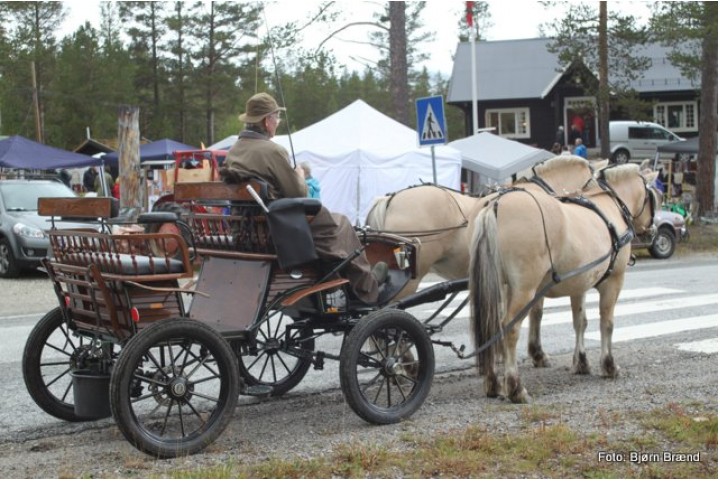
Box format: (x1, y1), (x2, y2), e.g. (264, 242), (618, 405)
(448, 38), (697, 104)
(448, 38), (564, 103)
(627, 43), (699, 92)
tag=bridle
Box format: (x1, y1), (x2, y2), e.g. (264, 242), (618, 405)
(596, 169), (657, 236)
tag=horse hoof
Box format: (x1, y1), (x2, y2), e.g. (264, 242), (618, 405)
(510, 388), (531, 404)
(601, 365), (620, 378)
(601, 356), (620, 378)
(573, 364), (591, 375)
(533, 354), (551, 368)
(572, 352), (591, 374)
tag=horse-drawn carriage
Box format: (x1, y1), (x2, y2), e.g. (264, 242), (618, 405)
(22, 156), (659, 458)
(21, 179), (467, 458)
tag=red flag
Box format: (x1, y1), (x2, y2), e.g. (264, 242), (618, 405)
(465, 1), (474, 27)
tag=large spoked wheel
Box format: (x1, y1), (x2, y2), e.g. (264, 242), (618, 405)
(238, 310), (314, 396)
(340, 309), (434, 425)
(22, 307), (114, 422)
(109, 318), (239, 458)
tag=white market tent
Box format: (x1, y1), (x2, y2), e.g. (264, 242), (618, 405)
(213, 100), (462, 224)
(449, 132), (555, 186)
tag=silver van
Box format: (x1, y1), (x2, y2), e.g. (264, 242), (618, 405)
(609, 121), (684, 163)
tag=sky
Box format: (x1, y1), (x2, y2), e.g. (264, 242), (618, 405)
(61, 1), (654, 77)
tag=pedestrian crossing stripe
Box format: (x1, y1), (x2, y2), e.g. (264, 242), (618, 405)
(675, 338), (718, 354)
(586, 314), (717, 343)
(408, 284), (717, 352)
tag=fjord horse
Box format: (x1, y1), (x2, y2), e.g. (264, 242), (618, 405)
(468, 164), (659, 403)
(366, 156), (607, 366)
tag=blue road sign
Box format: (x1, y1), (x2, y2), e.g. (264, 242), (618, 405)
(416, 95), (447, 146)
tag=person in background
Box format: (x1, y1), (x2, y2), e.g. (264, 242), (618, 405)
(221, 92), (387, 305)
(58, 169), (72, 187)
(95, 165), (115, 195)
(300, 162), (321, 199)
(555, 125), (565, 146)
(573, 137), (587, 159)
(83, 166), (98, 193)
(551, 142), (562, 155)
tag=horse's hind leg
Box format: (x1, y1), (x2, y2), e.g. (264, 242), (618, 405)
(501, 324), (530, 403)
(501, 297), (532, 403)
(527, 298), (551, 368)
(598, 285), (622, 378)
(570, 294), (591, 375)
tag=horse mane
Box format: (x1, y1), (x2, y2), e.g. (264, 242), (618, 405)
(366, 195), (390, 228)
(532, 155), (591, 178)
(599, 163), (641, 184)
(514, 155), (588, 183)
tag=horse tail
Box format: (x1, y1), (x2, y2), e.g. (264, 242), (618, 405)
(365, 195), (390, 229)
(469, 205), (506, 374)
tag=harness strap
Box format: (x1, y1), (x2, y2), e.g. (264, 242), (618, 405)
(459, 179), (640, 360)
(558, 195), (634, 286)
(459, 247), (614, 361)
(529, 175), (556, 195)
(372, 184), (470, 238)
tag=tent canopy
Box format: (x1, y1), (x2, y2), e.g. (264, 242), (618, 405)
(102, 138), (198, 164)
(448, 132), (554, 184)
(0, 135), (99, 169)
(268, 100), (462, 223)
(656, 137), (699, 154)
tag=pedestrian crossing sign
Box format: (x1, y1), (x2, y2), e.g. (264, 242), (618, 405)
(416, 95), (447, 146)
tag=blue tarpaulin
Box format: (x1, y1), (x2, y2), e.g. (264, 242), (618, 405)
(0, 135), (99, 169)
(102, 138), (198, 164)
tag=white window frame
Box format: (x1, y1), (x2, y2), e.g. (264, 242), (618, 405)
(485, 107), (530, 139)
(653, 101), (698, 133)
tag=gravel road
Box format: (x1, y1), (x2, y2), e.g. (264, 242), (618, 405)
(0, 262), (716, 478)
(0, 329), (716, 478)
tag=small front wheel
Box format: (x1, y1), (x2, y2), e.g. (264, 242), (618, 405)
(340, 309), (434, 425)
(109, 318), (239, 458)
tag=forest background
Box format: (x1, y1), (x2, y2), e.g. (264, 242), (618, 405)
(0, 1), (476, 151)
(0, 1), (716, 213)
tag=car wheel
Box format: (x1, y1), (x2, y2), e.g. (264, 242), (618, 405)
(612, 149), (630, 164)
(649, 226), (676, 259)
(0, 238), (21, 278)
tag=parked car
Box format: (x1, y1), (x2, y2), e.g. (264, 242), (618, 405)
(610, 121), (684, 164)
(632, 208), (688, 259)
(0, 179), (79, 277)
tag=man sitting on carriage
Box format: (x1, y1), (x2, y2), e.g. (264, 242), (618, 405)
(220, 92), (387, 305)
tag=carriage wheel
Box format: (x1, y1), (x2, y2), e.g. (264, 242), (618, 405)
(237, 310), (314, 396)
(339, 309), (434, 425)
(109, 318), (239, 458)
(22, 307), (115, 422)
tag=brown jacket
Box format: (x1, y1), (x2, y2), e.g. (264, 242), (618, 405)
(220, 130), (378, 304)
(223, 131), (306, 199)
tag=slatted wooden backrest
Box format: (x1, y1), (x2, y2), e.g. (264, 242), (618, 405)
(38, 197), (117, 219)
(173, 181), (265, 203)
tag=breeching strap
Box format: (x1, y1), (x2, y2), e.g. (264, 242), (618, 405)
(458, 181), (636, 361)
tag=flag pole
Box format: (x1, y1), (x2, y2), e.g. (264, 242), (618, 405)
(468, 2), (479, 135)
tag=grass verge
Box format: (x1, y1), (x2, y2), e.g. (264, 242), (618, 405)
(162, 402), (717, 479)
